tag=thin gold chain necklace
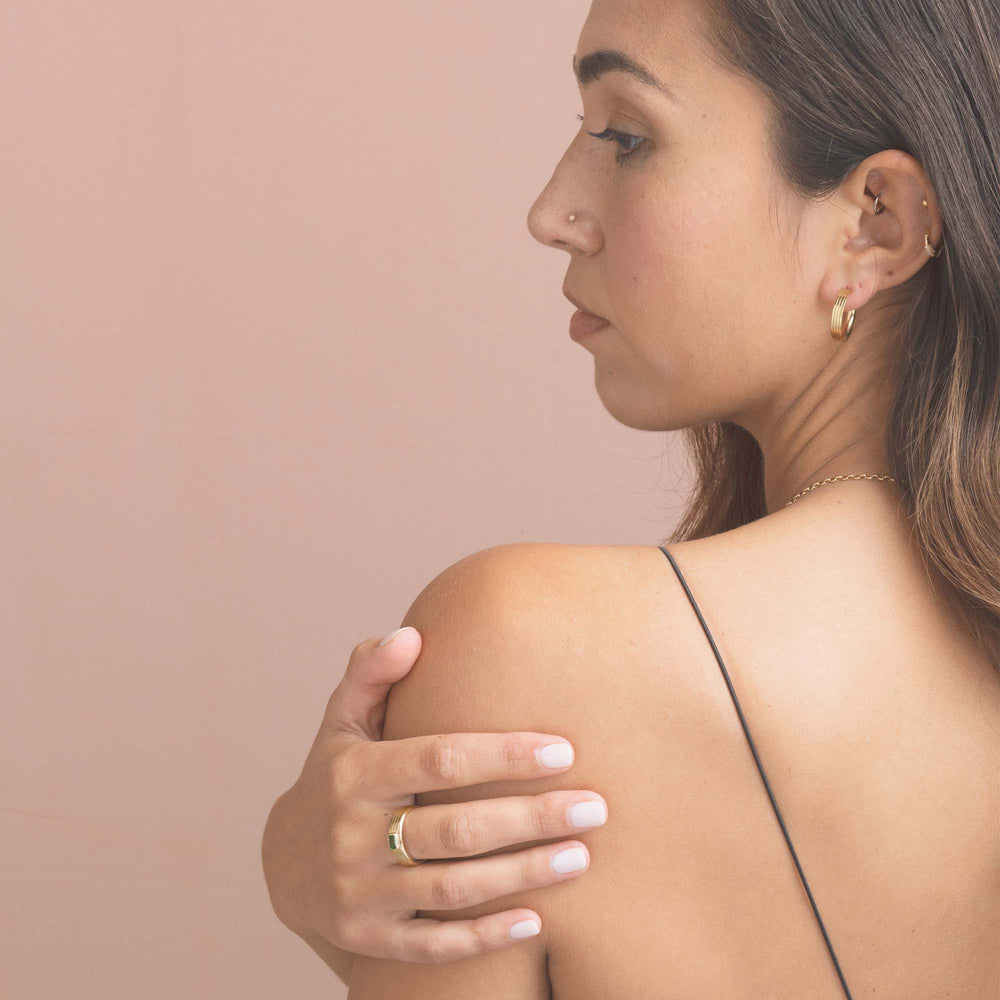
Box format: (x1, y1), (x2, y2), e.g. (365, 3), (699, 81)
(784, 472), (896, 507)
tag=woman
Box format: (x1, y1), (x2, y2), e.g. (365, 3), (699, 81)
(262, 0), (1000, 996)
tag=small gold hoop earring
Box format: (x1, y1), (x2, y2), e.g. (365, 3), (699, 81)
(831, 286), (856, 341)
(872, 193), (884, 215)
(924, 230), (942, 257)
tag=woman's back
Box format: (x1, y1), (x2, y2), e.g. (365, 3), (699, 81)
(533, 489), (999, 998)
(378, 486), (1000, 999)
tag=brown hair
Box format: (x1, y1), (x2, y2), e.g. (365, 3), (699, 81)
(664, 0), (1000, 668)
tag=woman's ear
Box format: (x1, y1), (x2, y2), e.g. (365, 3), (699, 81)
(821, 150), (943, 314)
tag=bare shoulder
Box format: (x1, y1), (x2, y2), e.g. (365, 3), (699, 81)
(384, 541), (767, 929)
(387, 539), (714, 758)
(388, 535), (999, 997)
(391, 540), (727, 739)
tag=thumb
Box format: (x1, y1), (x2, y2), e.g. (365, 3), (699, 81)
(324, 627), (422, 740)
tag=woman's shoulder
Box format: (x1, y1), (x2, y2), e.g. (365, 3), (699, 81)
(407, 528), (998, 729)
(389, 534), (999, 997)
(384, 539), (757, 922)
(392, 539), (734, 746)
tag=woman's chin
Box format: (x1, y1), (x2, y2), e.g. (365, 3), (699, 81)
(592, 382), (672, 432)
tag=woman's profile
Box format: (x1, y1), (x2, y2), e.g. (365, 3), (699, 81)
(264, 0), (1000, 996)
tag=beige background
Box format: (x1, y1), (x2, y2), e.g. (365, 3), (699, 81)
(2, 2), (689, 995)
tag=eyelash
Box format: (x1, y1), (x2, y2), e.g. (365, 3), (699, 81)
(576, 112), (647, 166)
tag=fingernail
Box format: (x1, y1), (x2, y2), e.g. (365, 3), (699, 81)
(379, 627), (414, 647)
(509, 918), (541, 939)
(567, 800), (607, 828)
(535, 742), (574, 768)
(551, 846), (587, 874)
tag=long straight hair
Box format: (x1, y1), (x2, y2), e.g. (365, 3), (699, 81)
(664, 0), (1000, 668)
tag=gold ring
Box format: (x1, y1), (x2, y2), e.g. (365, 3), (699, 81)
(387, 804), (425, 866)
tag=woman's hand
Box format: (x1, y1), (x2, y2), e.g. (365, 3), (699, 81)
(261, 626), (599, 977)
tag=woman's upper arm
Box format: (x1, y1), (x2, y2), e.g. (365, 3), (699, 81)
(347, 934), (549, 999)
(347, 543), (596, 996)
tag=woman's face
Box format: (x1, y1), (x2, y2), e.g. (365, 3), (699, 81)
(527, 0), (831, 436)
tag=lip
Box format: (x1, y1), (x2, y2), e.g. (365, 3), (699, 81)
(563, 288), (611, 340)
(563, 288), (608, 321)
(569, 308), (611, 340)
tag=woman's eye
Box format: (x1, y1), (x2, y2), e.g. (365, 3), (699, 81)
(576, 112), (647, 166)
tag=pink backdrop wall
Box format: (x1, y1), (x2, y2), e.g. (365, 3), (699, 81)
(2, 2), (688, 995)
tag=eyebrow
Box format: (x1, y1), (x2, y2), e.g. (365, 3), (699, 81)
(572, 49), (676, 100)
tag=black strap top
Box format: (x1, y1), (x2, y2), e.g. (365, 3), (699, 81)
(658, 545), (854, 1000)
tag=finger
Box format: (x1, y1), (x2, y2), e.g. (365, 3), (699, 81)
(324, 630), (422, 741)
(381, 909), (544, 963)
(381, 839), (591, 913)
(399, 790), (609, 860)
(353, 731), (577, 801)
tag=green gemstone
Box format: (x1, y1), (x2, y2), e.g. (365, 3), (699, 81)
(388, 833), (399, 849)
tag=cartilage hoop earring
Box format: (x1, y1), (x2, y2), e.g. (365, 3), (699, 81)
(924, 231), (942, 257)
(831, 286), (856, 341)
(872, 193), (884, 215)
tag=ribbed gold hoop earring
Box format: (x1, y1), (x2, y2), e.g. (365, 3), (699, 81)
(831, 287), (856, 341)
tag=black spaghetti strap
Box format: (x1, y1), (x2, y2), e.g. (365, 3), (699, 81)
(658, 545), (854, 1000)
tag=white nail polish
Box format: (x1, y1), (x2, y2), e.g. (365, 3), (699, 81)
(551, 847), (587, 874)
(378, 627), (410, 647)
(568, 800), (607, 828)
(535, 742), (574, 768)
(509, 919), (541, 939)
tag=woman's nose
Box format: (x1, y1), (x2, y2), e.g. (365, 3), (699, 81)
(526, 190), (601, 255)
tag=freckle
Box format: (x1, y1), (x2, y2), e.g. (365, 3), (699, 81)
(887, 269), (894, 276)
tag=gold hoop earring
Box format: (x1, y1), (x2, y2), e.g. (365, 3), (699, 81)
(831, 287), (856, 341)
(872, 192), (885, 215)
(924, 230), (942, 257)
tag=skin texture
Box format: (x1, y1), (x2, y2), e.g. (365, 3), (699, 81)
(527, 0), (943, 514)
